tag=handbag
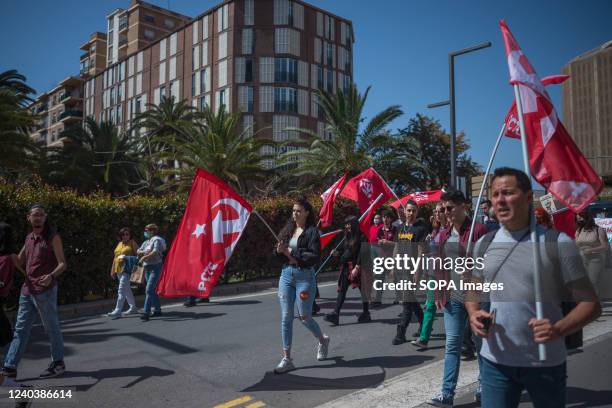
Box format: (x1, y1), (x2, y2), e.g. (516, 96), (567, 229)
(130, 263), (145, 285)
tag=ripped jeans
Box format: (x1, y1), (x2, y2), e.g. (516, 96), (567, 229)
(278, 265), (323, 351)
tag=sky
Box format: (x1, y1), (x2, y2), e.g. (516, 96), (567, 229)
(2, 0), (612, 175)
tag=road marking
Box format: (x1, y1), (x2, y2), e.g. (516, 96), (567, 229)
(213, 395), (253, 408)
(245, 402), (266, 408)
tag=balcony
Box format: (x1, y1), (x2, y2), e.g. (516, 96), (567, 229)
(59, 91), (83, 105)
(34, 104), (48, 114)
(80, 52), (90, 60)
(59, 110), (83, 123)
(118, 37), (128, 48)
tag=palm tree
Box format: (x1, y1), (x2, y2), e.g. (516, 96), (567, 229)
(43, 117), (141, 195)
(156, 105), (276, 194)
(280, 84), (403, 185)
(0, 70), (39, 178)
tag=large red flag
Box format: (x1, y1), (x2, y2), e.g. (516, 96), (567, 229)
(157, 169), (252, 298)
(340, 168), (394, 213)
(391, 189), (444, 209)
(552, 209), (576, 239)
(500, 20), (603, 213)
(319, 174), (347, 228)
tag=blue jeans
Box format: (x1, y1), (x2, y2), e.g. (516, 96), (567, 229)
(441, 298), (468, 397)
(144, 263), (162, 315)
(4, 285), (64, 368)
(480, 356), (566, 408)
(278, 265), (322, 351)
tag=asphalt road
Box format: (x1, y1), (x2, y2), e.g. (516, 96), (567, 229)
(1, 283), (611, 408)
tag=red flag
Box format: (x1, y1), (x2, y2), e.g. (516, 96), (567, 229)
(358, 192), (385, 234)
(340, 168), (394, 213)
(552, 210), (576, 239)
(391, 189), (444, 209)
(319, 173), (348, 228)
(504, 75), (570, 139)
(320, 229), (342, 250)
(157, 169), (252, 298)
(500, 20), (603, 213)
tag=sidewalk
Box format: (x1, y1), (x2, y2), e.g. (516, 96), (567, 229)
(317, 303), (612, 408)
(5, 270), (338, 321)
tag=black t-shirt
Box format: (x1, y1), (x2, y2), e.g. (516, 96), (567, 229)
(395, 223), (427, 243)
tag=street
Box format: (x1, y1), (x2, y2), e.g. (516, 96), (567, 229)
(2, 283), (611, 408)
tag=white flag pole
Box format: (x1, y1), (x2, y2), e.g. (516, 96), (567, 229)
(513, 83), (547, 361)
(465, 123), (506, 256)
(372, 168), (406, 212)
(315, 192), (384, 277)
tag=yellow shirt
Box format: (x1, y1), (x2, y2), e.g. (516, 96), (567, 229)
(113, 240), (137, 274)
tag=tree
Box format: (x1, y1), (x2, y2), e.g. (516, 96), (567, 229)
(0, 70), (39, 178)
(156, 105), (276, 194)
(281, 84), (403, 186)
(43, 117), (141, 196)
(399, 114), (482, 189)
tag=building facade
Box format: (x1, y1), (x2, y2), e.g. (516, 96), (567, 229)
(562, 40), (612, 183)
(83, 0), (354, 162)
(30, 76), (85, 146)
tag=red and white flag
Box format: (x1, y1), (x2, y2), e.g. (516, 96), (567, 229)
(391, 189), (444, 209)
(504, 75), (570, 139)
(340, 168), (394, 213)
(500, 20), (603, 213)
(157, 169), (252, 298)
(319, 173), (347, 228)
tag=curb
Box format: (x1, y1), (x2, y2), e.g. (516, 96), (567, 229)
(6, 270), (338, 321)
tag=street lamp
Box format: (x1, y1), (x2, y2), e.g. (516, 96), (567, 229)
(428, 42), (492, 188)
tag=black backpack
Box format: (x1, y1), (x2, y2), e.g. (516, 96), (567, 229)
(477, 228), (583, 350)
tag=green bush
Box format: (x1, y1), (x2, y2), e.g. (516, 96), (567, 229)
(0, 179), (376, 306)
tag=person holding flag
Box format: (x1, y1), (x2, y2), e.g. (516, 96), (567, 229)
(273, 197), (330, 374)
(324, 216), (371, 326)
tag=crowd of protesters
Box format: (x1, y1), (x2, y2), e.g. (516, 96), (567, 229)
(0, 166), (609, 408)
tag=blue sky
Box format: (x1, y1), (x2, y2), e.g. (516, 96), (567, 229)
(2, 0), (611, 173)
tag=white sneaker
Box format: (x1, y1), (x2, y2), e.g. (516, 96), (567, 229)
(274, 357), (295, 374)
(106, 310), (121, 318)
(317, 335), (330, 361)
(122, 308), (139, 316)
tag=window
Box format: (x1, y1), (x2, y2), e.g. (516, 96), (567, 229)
(169, 56), (177, 81)
(199, 95), (209, 111)
(144, 29), (155, 40)
(317, 66), (324, 89)
(170, 33), (177, 56)
(219, 88), (227, 108)
(202, 15), (209, 40)
(218, 32), (228, 60)
(242, 28), (254, 54)
(327, 69), (333, 93)
(137, 52), (144, 72)
(159, 86), (166, 102)
(245, 59), (253, 82)
(218, 60), (228, 87)
(202, 40), (209, 66)
(238, 86), (254, 113)
(116, 105), (122, 123)
(108, 46), (113, 60)
(217, 4), (229, 32)
(192, 46), (200, 70)
(160, 39), (167, 61)
(260, 86), (274, 112)
(164, 18), (175, 29)
(135, 97), (142, 114)
(159, 61), (166, 84)
(144, 13), (155, 23)
(274, 87), (297, 113)
(200, 68), (208, 93)
(192, 73), (196, 97)
(260, 57), (274, 83)
(326, 43), (333, 66)
(275, 28), (289, 54)
(275, 58), (298, 83)
(192, 20), (199, 45)
(244, 0), (254, 25)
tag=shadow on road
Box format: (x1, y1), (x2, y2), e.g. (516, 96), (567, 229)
(20, 366), (174, 391)
(155, 311), (226, 322)
(213, 300), (262, 306)
(243, 354), (434, 392)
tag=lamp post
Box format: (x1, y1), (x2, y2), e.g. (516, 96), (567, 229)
(428, 42), (492, 188)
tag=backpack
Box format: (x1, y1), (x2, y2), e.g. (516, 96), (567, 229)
(477, 228), (583, 350)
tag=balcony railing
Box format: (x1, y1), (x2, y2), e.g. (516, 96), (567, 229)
(80, 52), (90, 60)
(118, 37), (128, 47)
(60, 92), (82, 102)
(119, 16), (128, 31)
(59, 110), (83, 120)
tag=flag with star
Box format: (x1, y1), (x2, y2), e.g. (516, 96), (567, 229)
(157, 169), (253, 298)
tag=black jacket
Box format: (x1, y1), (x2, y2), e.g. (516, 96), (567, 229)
(274, 226), (321, 268)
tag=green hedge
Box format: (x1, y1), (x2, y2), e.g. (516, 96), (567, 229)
(1, 179), (389, 306)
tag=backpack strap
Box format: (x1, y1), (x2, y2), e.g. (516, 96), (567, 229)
(476, 230), (498, 259)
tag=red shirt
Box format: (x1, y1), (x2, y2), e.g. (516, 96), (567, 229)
(368, 224), (382, 243)
(23, 232), (58, 295)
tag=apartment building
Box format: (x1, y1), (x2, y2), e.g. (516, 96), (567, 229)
(562, 40), (612, 183)
(84, 0), (354, 162)
(30, 76), (85, 146)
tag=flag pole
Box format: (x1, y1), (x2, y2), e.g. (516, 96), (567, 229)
(315, 192), (384, 277)
(372, 168), (406, 211)
(465, 123), (506, 256)
(252, 210), (280, 242)
(514, 83), (547, 361)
